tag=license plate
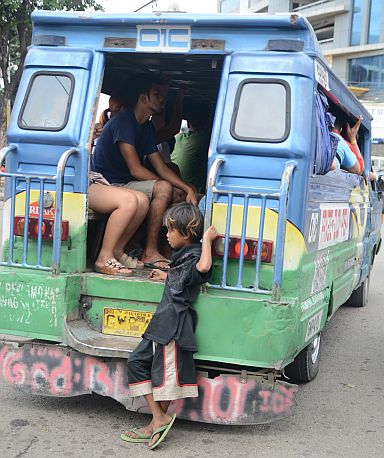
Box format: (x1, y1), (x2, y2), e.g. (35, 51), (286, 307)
(102, 308), (153, 338)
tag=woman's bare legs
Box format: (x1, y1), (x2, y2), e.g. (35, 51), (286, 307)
(113, 190), (149, 260)
(88, 184), (142, 271)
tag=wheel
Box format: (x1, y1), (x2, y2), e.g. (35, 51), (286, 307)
(284, 333), (321, 383)
(345, 275), (370, 308)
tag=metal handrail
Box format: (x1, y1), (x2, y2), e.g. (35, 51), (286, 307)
(206, 159), (296, 300)
(0, 146), (79, 274)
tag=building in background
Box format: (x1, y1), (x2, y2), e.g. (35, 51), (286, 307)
(218, 0), (384, 152)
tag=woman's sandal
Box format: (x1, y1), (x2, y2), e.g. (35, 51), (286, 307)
(119, 253), (144, 269)
(95, 258), (133, 276)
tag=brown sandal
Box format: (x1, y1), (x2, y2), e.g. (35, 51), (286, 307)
(95, 258), (133, 276)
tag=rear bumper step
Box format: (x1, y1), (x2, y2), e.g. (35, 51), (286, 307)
(64, 318), (138, 358)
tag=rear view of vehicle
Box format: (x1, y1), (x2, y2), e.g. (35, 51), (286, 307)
(0, 11), (380, 425)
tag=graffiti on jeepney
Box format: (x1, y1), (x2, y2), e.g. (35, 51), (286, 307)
(0, 343), (297, 425)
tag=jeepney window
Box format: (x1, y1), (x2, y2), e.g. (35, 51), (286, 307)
(231, 79), (290, 142)
(18, 72), (74, 131)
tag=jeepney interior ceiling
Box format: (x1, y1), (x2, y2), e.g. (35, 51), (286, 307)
(103, 53), (224, 105)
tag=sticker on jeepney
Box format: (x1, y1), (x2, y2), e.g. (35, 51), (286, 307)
(315, 60), (330, 90)
(311, 250), (329, 295)
(305, 310), (323, 342)
(318, 203), (350, 249)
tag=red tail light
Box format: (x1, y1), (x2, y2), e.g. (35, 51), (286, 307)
(212, 235), (273, 263)
(13, 217), (69, 241)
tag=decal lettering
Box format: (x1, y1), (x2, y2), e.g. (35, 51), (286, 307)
(305, 310), (323, 342)
(0, 281), (60, 328)
(137, 26), (191, 52)
(318, 204), (350, 249)
(311, 250), (329, 295)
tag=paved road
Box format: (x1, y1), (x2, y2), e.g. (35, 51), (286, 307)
(0, 229), (383, 457)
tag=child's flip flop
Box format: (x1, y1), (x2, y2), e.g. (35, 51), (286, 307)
(120, 427), (151, 443)
(149, 414), (176, 450)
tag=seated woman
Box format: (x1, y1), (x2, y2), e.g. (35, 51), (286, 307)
(88, 173), (149, 275)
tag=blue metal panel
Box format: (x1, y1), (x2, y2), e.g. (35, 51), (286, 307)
(6, 48), (104, 195)
(208, 57), (314, 232)
(30, 12), (322, 58)
(24, 48), (93, 70)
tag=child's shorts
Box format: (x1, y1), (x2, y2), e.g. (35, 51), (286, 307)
(127, 338), (198, 401)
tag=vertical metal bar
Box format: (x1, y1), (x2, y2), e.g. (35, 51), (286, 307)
(221, 193), (233, 288)
(204, 158), (224, 230)
(254, 195), (267, 290)
(52, 176), (63, 274)
(8, 177), (17, 263)
(272, 162), (296, 301)
(236, 194), (249, 288)
(22, 179), (31, 264)
(36, 181), (45, 266)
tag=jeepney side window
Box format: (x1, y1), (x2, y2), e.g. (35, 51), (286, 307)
(230, 79), (290, 142)
(18, 72), (74, 131)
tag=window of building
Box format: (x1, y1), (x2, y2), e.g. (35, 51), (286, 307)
(350, 0), (364, 46)
(18, 72), (73, 131)
(368, 0), (383, 44)
(219, 0), (240, 13)
(349, 55), (384, 91)
(231, 80), (290, 142)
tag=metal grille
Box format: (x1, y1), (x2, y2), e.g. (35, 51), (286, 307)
(0, 145), (78, 274)
(205, 158), (296, 301)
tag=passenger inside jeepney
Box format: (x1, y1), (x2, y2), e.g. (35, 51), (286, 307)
(91, 73), (198, 270)
(330, 113), (363, 175)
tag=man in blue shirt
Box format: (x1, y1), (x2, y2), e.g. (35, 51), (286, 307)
(92, 74), (197, 269)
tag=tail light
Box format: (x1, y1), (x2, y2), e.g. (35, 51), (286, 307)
(212, 235), (273, 263)
(13, 216), (69, 241)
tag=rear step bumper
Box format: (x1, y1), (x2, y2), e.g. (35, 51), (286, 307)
(0, 338), (298, 425)
(64, 318), (138, 358)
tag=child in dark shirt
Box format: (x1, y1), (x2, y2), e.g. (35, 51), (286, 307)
(121, 202), (217, 450)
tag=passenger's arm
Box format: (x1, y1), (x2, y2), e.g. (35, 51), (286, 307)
(119, 142), (159, 181)
(346, 115), (364, 173)
(346, 160), (361, 175)
(148, 151), (198, 205)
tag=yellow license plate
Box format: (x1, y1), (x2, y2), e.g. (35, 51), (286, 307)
(102, 308), (153, 337)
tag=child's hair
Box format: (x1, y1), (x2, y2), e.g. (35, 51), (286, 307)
(163, 203), (204, 242)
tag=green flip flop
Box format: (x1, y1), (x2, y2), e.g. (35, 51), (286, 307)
(149, 413), (176, 450)
(120, 427), (151, 443)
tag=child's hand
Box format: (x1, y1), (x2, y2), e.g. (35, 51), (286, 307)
(203, 225), (218, 242)
(148, 269), (167, 281)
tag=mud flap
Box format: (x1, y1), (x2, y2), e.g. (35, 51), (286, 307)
(0, 341), (297, 425)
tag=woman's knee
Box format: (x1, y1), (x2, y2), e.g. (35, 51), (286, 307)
(118, 189), (138, 212)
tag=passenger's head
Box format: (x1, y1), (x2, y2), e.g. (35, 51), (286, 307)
(109, 95), (124, 115)
(185, 101), (211, 132)
(163, 203), (204, 245)
(124, 73), (166, 115)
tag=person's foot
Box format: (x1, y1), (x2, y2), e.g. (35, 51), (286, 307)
(141, 251), (170, 269)
(122, 423), (153, 441)
(94, 257), (132, 276)
(148, 414), (173, 448)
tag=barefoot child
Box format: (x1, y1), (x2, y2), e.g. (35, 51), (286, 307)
(121, 202), (217, 450)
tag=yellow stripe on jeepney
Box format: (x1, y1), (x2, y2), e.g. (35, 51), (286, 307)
(211, 203), (306, 271)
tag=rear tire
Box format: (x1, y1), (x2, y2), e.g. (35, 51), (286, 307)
(345, 275), (370, 308)
(285, 333), (321, 383)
